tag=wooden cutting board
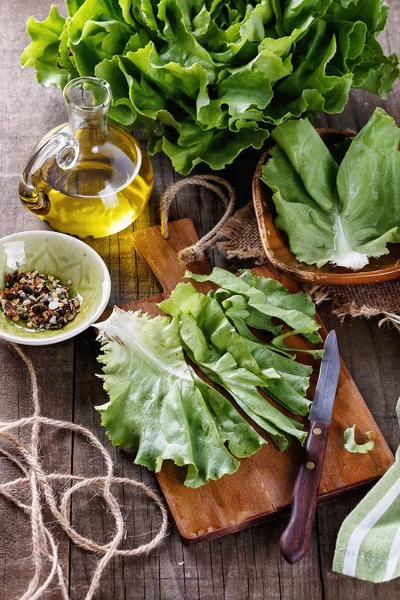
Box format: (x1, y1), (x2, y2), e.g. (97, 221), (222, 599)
(121, 218), (394, 544)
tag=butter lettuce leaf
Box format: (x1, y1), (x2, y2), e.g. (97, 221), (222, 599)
(159, 282), (276, 379)
(176, 312), (307, 450)
(186, 267), (322, 345)
(22, 0), (398, 174)
(262, 108), (400, 269)
(96, 307), (244, 488)
(20, 6), (69, 88)
(97, 269), (316, 485)
(243, 338), (312, 397)
(159, 281), (313, 415)
(192, 373), (266, 458)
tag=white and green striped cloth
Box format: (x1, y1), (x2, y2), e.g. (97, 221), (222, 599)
(333, 400), (400, 582)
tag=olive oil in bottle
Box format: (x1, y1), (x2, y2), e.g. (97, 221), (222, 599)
(19, 77), (154, 238)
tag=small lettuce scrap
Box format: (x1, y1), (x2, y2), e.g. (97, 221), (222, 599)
(21, 0), (398, 174)
(261, 108), (400, 269)
(96, 307), (265, 488)
(344, 425), (375, 454)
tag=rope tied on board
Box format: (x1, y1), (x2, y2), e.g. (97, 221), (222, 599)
(0, 342), (169, 600)
(160, 174), (236, 263)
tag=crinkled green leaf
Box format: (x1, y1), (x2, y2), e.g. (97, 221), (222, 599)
(243, 338), (312, 396)
(159, 282), (273, 378)
(330, 20), (367, 73)
(213, 291), (282, 338)
(66, 0), (86, 17)
(177, 312), (307, 450)
(211, 283), (323, 360)
(344, 425), (375, 454)
(20, 6), (69, 88)
(244, 339), (312, 414)
(22, 0), (399, 173)
(160, 281), (312, 416)
(158, 126), (271, 175)
(283, 0), (331, 33)
(95, 56), (137, 126)
(96, 307), (241, 488)
(262, 108), (400, 269)
(277, 21), (353, 114)
(352, 38), (399, 100)
(192, 373), (266, 458)
(269, 329), (324, 360)
(328, 0), (389, 33)
(67, 0), (132, 75)
(58, 19), (79, 78)
(186, 267), (322, 345)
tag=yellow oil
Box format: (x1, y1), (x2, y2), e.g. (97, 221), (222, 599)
(20, 125), (154, 238)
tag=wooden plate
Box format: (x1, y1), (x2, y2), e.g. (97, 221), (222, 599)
(252, 128), (400, 285)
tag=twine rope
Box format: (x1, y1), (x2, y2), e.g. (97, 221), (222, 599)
(0, 342), (169, 600)
(160, 175), (236, 263)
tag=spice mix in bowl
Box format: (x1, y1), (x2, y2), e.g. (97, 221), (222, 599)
(0, 231), (111, 345)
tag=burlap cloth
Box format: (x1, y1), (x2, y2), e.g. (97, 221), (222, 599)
(160, 177), (400, 330)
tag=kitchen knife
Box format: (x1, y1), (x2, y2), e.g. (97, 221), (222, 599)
(280, 330), (341, 564)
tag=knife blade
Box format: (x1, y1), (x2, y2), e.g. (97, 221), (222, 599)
(280, 330), (340, 564)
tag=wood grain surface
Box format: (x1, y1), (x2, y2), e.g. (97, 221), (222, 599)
(129, 219), (394, 543)
(1, 1), (400, 599)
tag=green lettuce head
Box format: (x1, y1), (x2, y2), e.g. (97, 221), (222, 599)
(21, 0), (399, 174)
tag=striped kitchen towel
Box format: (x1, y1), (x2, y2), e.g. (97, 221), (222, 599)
(333, 399), (400, 582)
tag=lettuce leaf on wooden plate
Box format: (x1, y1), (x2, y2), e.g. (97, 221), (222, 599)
(261, 108), (400, 269)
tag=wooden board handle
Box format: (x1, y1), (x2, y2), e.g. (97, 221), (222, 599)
(132, 219), (210, 295)
(280, 421), (330, 564)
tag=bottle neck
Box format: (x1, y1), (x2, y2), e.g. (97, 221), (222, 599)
(67, 105), (108, 137)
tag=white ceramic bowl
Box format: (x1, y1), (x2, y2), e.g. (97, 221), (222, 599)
(0, 231), (111, 345)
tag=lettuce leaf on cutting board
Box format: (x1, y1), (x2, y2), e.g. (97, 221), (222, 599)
(261, 108), (400, 269)
(159, 281), (313, 418)
(96, 268), (324, 486)
(96, 307), (265, 488)
(186, 268), (324, 358)
(186, 268), (322, 343)
(176, 311), (307, 450)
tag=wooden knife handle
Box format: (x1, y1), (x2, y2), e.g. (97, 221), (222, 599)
(280, 421), (330, 564)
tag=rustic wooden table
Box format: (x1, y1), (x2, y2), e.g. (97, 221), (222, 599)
(1, 1), (400, 599)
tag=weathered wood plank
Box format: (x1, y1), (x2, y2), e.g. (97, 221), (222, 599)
(0, 1), (73, 598)
(1, 0), (400, 598)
